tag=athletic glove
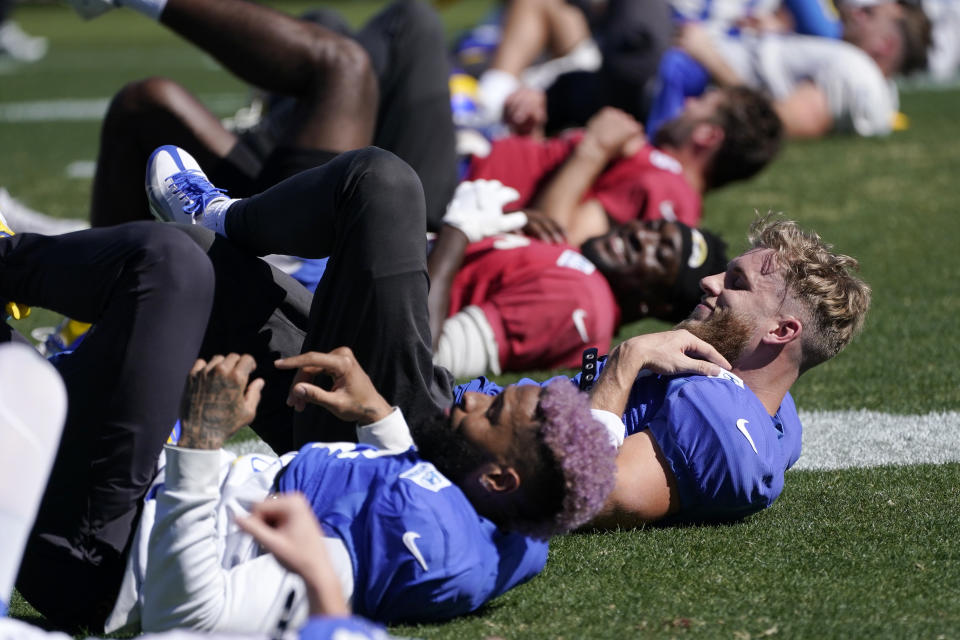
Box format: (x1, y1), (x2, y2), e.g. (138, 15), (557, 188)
(442, 179), (526, 243)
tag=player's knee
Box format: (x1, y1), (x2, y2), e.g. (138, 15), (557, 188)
(353, 147), (423, 204)
(391, 0), (445, 46)
(303, 34), (373, 96)
(134, 224), (215, 304)
(107, 77), (184, 121)
(344, 147), (426, 232)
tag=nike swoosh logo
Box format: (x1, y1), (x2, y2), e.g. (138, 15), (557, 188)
(572, 309), (590, 343)
(402, 531), (429, 572)
(736, 419), (758, 454)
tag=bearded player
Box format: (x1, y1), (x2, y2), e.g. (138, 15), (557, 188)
(456, 214), (871, 526)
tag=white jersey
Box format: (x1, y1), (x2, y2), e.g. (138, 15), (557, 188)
(670, 0), (782, 34)
(714, 33), (897, 136)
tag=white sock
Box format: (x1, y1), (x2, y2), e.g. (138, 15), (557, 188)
(478, 69), (521, 122)
(0, 344), (67, 604)
(522, 38), (603, 90)
(119, 0), (168, 21)
(199, 197), (238, 237)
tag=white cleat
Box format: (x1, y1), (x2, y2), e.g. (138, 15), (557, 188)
(145, 145), (229, 225)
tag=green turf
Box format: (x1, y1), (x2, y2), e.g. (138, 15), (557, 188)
(393, 464), (960, 639)
(3, 2), (960, 638)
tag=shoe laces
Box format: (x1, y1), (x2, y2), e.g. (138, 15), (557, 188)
(165, 170), (227, 216)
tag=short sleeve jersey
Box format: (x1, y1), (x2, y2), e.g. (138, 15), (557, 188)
(449, 235), (620, 371)
(275, 443), (548, 623)
(467, 135), (702, 226)
(456, 361), (802, 522)
(714, 33), (896, 136)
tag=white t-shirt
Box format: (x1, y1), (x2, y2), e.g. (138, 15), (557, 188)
(715, 33), (897, 135)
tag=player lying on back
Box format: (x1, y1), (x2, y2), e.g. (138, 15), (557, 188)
(3, 148), (619, 635)
(454, 215), (871, 526)
(0, 342), (389, 640)
(429, 179), (729, 377)
(111, 349), (616, 633)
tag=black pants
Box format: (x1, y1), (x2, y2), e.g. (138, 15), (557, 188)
(546, 0), (672, 129)
(9, 148), (453, 629)
(222, 0), (457, 232)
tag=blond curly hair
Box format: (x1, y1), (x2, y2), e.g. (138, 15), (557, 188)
(749, 215), (871, 373)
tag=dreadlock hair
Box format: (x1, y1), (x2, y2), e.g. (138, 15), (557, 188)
(505, 380), (617, 538)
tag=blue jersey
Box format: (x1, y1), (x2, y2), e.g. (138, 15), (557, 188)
(298, 615), (389, 640)
(275, 443), (548, 623)
(456, 361), (802, 522)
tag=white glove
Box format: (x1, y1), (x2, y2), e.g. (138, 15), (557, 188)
(442, 180), (527, 243)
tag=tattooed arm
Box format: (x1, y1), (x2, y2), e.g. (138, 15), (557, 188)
(178, 353), (264, 450)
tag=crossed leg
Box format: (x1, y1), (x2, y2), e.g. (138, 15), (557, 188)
(90, 0), (455, 231)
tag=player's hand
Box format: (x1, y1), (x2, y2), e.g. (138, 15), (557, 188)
(522, 208), (567, 244)
(235, 493), (349, 616)
(442, 180), (527, 243)
(504, 87), (547, 136)
(590, 331), (730, 414)
(275, 347), (392, 425)
(579, 107), (646, 162)
(179, 354), (264, 449)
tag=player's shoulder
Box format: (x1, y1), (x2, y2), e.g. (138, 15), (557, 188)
(670, 369), (748, 395)
(665, 371), (765, 414)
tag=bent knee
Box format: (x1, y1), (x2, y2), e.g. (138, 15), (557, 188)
(107, 77), (190, 119)
(342, 147), (426, 231)
(302, 33), (373, 93)
(126, 223), (215, 302)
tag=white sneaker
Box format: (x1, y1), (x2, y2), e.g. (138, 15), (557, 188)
(64, 0), (117, 21)
(145, 145), (231, 225)
(521, 38), (602, 90)
(0, 21), (47, 62)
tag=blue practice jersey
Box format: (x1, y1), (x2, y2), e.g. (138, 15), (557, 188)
(275, 443), (548, 623)
(456, 361), (802, 522)
(298, 615), (390, 640)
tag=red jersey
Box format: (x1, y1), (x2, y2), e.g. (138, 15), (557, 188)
(467, 134), (702, 227)
(449, 234), (620, 371)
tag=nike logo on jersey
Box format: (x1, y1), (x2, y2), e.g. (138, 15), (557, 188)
(402, 531), (429, 572)
(736, 419), (758, 454)
(572, 309), (590, 343)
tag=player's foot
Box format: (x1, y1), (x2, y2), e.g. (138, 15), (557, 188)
(0, 21), (48, 62)
(146, 145), (233, 225)
(0, 210), (31, 321)
(64, 0), (117, 21)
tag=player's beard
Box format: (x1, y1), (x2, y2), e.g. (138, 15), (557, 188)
(675, 306), (753, 365)
(409, 409), (491, 484)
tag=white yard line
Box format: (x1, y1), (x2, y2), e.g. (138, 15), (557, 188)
(0, 94), (246, 123)
(225, 411), (960, 471)
(794, 409), (960, 470)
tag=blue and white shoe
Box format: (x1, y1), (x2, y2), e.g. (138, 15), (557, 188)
(146, 145), (231, 225)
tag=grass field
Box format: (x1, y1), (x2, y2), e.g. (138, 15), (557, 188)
(3, 2), (960, 638)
